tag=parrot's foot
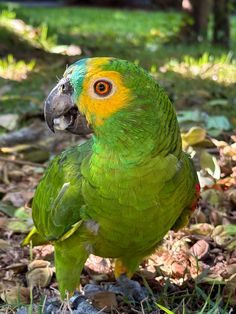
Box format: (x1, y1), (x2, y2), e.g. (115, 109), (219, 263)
(117, 274), (148, 302)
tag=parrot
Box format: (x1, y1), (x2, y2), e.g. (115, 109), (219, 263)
(23, 57), (200, 298)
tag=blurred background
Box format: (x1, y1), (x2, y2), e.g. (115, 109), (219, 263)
(0, 0), (235, 130)
(0, 1), (236, 313)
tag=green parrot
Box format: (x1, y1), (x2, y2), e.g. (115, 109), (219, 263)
(23, 57), (200, 298)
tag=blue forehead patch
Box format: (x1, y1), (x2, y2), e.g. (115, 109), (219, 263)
(67, 58), (88, 101)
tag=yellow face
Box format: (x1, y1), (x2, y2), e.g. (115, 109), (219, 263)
(75, 58), (133, 126)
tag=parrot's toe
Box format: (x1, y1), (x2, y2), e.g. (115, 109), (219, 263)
(117, 274), (148, 302)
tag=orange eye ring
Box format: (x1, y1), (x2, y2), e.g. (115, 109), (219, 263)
(94, 80), (112, 96)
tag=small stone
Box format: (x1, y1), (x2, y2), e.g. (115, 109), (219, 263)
(16, 306), (28, 314)
(72, 299), (106, 314)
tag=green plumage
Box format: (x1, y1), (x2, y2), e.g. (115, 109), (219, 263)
(24, 58), (198, 297)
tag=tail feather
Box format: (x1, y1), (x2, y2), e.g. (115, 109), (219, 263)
(54, 234), (89, 298)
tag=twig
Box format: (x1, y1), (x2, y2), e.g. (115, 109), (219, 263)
(0, 156), (47, 168)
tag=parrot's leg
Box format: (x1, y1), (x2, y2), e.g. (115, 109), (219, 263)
(114, 258), (133, 279)
(54, 236), (89, 299)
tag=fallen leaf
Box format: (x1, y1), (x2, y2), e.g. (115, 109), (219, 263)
(5, 263), (28, 274)
(0, 286), (30, 305)
(89, 291), (117, 312)
(200, 150), (221, 179)
(190, 223), (214, 236)
(0, 201), (16, 217)
(222, 274), (236, 306)
(3, 191), (34, 208)
(0, 239), (11, 251)
(0, 114), (19, 131)
(0, 217), (8, 229)
(225, 188), (236, 204)
(8, 219), (29, 233)
(26, 259), (53, 288)
(201, 189), (225, 210)
(26, 267), (53, 288)
(190, 240), (209, 259)
(28, 260), (50, 270)
(197, 170), (215, 188)
(85, 255), (112, 274)
(212, 225), (236, 250)
(181, 127), (206, 148)
(171, 262), (187, 279)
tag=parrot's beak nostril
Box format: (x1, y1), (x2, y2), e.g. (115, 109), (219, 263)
(44, 79), (92, 136)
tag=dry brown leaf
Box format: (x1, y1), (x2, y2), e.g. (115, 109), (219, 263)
(0, 286), (30, 305)
(26, 266), (53, 288)
(190, 240), (209, 259)
(0, 239), (11, 251)
(193, 210), (207, 223)
(0, 217), (8, 229)
(89, 291), (117, 313)
(3, 191), (34, 208)
(222, 274), (236, 306)
(26, 259), (53, 288)
(225, 188), (236, 204)
(140, 264), (157, 280)
(28, 259), (50, 270)
(171, 262), (187, 279)
(85, 255), (112, 274)
(190, 223), (214, 236)
(5, 263), (28, 274)
(222, 264), (236, 279)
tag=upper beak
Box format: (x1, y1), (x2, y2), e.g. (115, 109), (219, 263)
(44, 78), (92, 136)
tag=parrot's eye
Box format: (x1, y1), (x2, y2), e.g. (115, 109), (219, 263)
(94, 80), (112, 97)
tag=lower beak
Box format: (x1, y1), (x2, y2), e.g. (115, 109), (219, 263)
(44, 79), (91, 136)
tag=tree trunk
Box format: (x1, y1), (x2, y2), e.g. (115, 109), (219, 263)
(181, 0), (212, 42)
(213, 0), (230, 48)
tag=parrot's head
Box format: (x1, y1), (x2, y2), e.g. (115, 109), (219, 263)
(45, 57), (179, 152)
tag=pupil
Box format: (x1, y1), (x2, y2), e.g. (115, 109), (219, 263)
(98, 83), (106, 92)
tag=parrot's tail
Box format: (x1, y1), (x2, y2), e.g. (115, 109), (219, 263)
(54, 234), (89, 298)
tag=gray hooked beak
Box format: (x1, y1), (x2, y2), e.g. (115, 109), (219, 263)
(44, 78), (92, 136)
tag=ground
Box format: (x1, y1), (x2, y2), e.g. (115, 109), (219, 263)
(0, 2), (236, 314)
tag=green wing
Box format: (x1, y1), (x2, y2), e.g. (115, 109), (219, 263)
(169, 152), (199, 231)
(29, 139), (92, 243)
